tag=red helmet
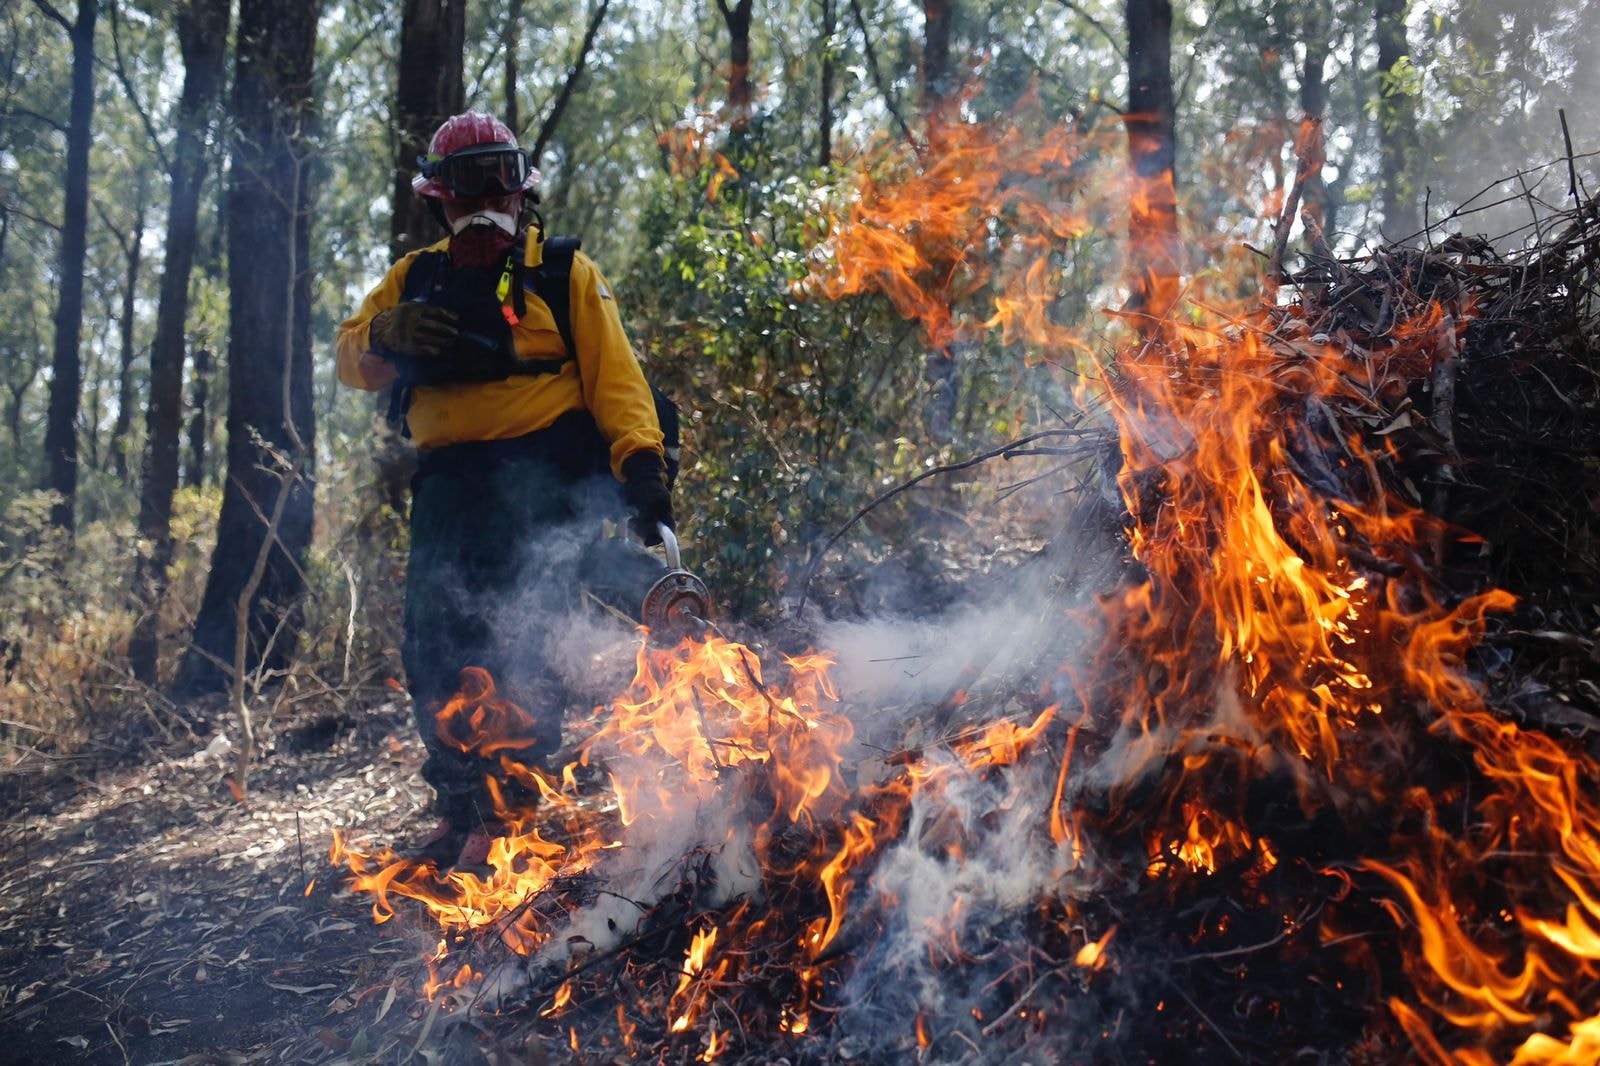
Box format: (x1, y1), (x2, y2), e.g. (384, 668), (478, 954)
(413, 111), (540, 200)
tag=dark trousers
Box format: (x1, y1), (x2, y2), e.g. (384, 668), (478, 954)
(402, 413), (617, 819)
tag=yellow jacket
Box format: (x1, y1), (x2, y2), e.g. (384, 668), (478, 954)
(335, 229), (663, 478)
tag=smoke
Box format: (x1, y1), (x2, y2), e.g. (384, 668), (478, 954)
(820, 523), (1113, 740)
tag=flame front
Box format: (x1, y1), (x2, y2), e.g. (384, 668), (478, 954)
(330, 106), (1600, 1063)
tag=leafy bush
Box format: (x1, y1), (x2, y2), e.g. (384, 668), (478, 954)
(627, 128), (1088, 618)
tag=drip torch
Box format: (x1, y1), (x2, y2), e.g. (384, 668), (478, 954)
(639, 524), (713, 638)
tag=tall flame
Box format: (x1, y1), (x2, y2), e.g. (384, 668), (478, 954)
(330, 106), (1600, 1063)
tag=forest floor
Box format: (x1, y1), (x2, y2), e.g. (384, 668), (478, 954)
(0, 694), (506, 1066)
(0, 481), (1055, 1066)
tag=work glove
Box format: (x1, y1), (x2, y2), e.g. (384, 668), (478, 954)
(621, 451), (675, 547)
(369, 303), (459, 359)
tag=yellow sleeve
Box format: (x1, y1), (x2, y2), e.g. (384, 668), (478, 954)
(334, 250), (424, 391)
(569, 252), (665, 478)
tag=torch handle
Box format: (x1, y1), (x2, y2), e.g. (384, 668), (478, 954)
(657, 522), (682, 569)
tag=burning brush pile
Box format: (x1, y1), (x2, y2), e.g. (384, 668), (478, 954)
(332, 174), (1600, 1062)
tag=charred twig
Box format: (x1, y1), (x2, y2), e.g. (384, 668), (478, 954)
(690, 689), (724, 771)
(979, 965), (1065, 1037)
(1427, 306), (1461, 564)
(1158, 972), (1247, 1062)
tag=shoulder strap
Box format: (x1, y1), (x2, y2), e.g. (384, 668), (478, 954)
(400, 250), (449, 302)
(526, 236), (582, 358)
(385, 252), (451, 436)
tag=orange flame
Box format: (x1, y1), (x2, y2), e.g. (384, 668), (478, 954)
(329, 106), (1600, 1064)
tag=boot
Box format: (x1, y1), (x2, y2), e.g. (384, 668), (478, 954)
(454, 824), (507, 873)
(407, 789), (501, 870)
(407, 818), (470, 867)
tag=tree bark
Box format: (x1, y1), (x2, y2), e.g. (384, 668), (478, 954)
(390, 0), (465, 260)
(184, 346), (211, 488)
(176, 0), (320, 698)
(129, 0), (231, 683)
(920, 0), (958, 442)
(374, 0), (466, 521)
(715, 0), (754, 132)
(503, 0), (522, 135)
(1298, 0), (1332, 235)
(818, 0), (835, 167)
(1124, 0), (1180, 333)
(41, 0), (98, 535)
(109, 173), (148, 482)
(1376, 0), (1419, 240)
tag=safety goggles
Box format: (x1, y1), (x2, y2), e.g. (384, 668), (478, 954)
(418, 144), (530, 198)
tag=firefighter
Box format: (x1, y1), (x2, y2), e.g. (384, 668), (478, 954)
(335, 111), (674, 867)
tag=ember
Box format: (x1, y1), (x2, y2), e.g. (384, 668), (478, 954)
(332, 116), (1600, 1063)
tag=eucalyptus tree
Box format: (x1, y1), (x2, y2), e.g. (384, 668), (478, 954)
(1375, 0), (1419, 240)
(129, 0), (232, 684)
(392, 0), (465, 260)
(36, 0), (98, 534)
(177, 0), (321, 699)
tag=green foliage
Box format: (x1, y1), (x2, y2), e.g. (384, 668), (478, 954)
(628, 148), (923, 615)
(627, 122), (1073, 616)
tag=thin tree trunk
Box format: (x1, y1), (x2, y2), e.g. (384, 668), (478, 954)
(1124, 0), (1180, 335)
(391, 0), (465, 259)
(818, 0), (835, 167)
(503, 0), (522, 135)
(184, 346), (210, 489)
(715, 0), (754, 132)
(110, 174), (148, 482)
(373, 0), (466, 521)
(920, 0), (958, 442)
(83, 315), (105, 476)
(847, 0), (914, 145)
(9, 362), (43, 461)
(1298, 0), (1331, 236)
(1376, 0), (1419, 240)
(41, 0), (98, 535)
(530, 0), (611, 169)
(130, 0), (231, 683)
(176, 0), (320, 699)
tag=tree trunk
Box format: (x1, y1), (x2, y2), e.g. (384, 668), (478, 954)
(818, 0), (835, 167)
(920, 0), (958, 442)
(1298, 0), (1332, 236)
(83, 316), (105, 476)
(390, 0), (465, 260)
(9, 371), (41, 464)
(41, 0), (98, 535)
(176, 0), (320, 699)
(716, 0), (754, 132)
(110, 174), (148, 482)
(373, 0), (466, 521)
(184, 346), (211, 489)
(1376, 0), (1420, 240)
(1124, 0), (1180, 333)
(130, 0), (231, 684)
(503, 0), (522, 135)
